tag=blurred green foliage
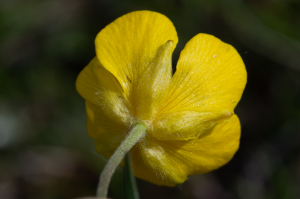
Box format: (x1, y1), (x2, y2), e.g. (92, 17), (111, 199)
(0, 0), (300, 199)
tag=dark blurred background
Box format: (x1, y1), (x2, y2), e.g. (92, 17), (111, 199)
(1, 0), (300, 198)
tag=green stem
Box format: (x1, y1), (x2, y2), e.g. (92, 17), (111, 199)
(124, 154), (140, 199)
(96, 122), (147, 198)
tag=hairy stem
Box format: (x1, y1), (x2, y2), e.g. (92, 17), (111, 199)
(96, 122), (147, 198)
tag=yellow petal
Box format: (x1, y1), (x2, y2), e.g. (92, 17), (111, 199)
(130, 134), (187, 186)
(131, 115), (241, 186)
(76, 57), (133, 125)
(95, 11), (178, 119)
(76, 58), (134, 157)
(150, 33), (246, 140)
(86, 101), (130, 159)
(161, 114), (241, 176)
(160, 33), (247, 113)
(75, 58), (100, 106)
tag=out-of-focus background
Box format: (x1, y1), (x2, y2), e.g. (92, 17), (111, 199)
(1, 0), (300, 198)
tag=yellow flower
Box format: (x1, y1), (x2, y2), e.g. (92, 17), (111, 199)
(76, 11), (247, 186)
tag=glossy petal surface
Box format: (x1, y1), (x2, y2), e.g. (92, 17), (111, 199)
(95, 11), (178, 119)
(150, 34), (247, 140)
(161, 34), (246, 112)
(131, 115), (241, 186)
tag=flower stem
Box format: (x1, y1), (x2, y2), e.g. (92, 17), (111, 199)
(124, 154), (140, 199)
(96, 122), (147, 198)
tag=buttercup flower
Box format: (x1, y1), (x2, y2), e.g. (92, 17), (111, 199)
(76, 11), (247, 187)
